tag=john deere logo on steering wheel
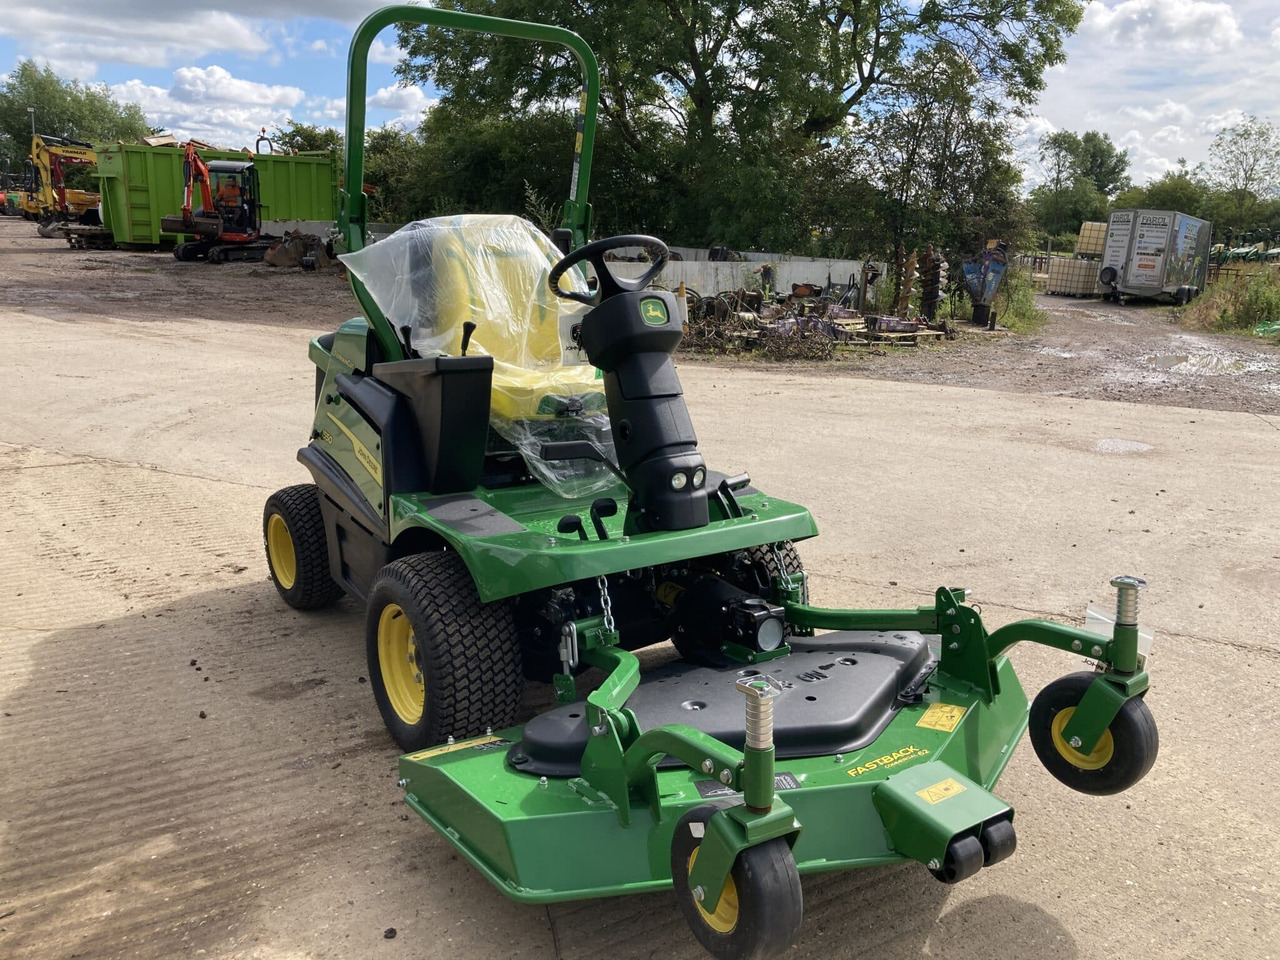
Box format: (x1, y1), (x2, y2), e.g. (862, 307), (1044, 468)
(641, 298), (668, 326)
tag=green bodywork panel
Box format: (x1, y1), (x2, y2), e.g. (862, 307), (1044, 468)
(307, 321), (818, 602)
(397, 655), (1029, 903)
(390, 486), (817, 603)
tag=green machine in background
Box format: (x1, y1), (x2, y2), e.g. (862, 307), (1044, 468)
(261, 7), (1160, 958)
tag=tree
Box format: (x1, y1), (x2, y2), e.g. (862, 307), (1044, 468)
(0, 60), (154, 164)
(1077, 130), (1129, 196)
(1206, 115), (1280, 230)
(394, 0), (1083, 243)
(1032, 130), (1106, 237)
(270, 120), (343, 154)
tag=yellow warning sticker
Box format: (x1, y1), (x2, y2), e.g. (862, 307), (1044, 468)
(916, 778), (967, 805)
(916, 702), (967, 733)
(405, 736), (502, 762)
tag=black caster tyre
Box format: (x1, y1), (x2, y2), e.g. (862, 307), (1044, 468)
(366, 551), (522, 751)
(1029, 671), (1158, 796)
(929, 833), (984, 884)
(671, 803), (803, 960)
(263, 484), (343, 610)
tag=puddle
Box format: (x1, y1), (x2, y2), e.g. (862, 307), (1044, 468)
(1037, 347), (1078, 359)
(1095, 438), (1153, 455)
(1147, 354), (1245, 374)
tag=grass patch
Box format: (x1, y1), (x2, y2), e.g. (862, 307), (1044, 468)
(1185, 268), (1280, 339)
(994, 266), (1047, 334)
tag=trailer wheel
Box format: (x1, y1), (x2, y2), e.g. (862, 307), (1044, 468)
(671, 803), (803, 960)
(1029, 671), (1158, 796)
(366, 552), (521, 751)
(263, 484), (343, 610)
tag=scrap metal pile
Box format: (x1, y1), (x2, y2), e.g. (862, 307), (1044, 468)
(681, 275), (944, 360)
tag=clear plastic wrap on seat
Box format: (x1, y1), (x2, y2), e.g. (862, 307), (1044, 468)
(341, 215), (622, 499)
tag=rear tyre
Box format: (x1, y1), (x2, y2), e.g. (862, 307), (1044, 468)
(1029, 671), (1158, 796)
(263, 484), (343, 610)
(671, 803), (803, 960)
(366, 552), (522, 751)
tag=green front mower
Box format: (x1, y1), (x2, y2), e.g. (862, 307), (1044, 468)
(261, 8), (1160, 958)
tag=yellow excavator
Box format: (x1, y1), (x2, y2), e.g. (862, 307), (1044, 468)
(21, 134), (112, 248)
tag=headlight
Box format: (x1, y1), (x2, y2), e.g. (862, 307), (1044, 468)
(671, 471), (688, 490)
(756, 616), (785, 651)
(692, 467), (706, 488)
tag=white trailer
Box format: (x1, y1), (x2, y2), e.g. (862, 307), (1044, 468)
(1098, 209), (1212, 303)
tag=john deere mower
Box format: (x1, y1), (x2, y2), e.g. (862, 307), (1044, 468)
(263, 8), (1159, 958)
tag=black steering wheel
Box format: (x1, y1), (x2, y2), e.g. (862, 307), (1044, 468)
(547, 235), (669, 306)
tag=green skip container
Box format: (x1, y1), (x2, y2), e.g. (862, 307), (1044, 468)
(95, 142), (340, 249)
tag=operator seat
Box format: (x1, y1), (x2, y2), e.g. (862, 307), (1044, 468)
(345, 214), (617, 498)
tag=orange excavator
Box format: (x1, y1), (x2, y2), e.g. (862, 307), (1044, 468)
(161, 140), (273, 262)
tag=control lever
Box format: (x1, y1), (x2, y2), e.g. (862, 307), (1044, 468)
(539, 440), (632, 491)
(557, 514), (589, 541)
(460, 321), (477, 357)
(716, 473), (752, 519)
(398, 324), (419, 359)
(589, 498), (618, 540)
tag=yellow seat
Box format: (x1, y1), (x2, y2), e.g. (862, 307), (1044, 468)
(342, 214), (618, 498)
(399, 215), (601, 420)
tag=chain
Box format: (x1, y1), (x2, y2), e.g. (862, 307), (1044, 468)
(597, 574), (615, 634)
(771, 542), (794, 591)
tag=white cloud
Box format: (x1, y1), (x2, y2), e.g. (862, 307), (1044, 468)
(110, 67), (304, 147)
(0, 9), (270, 75)
(366, 84), (429, 113)
(1079, 0), (1242, 54)
(369, 38), (405, 65)
(1117, 99), (1192, 126)
(169, 65), (303, 108)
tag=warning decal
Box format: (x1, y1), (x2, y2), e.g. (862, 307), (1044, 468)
(916, 702), (967, 733)
(916, 778), (967, 805)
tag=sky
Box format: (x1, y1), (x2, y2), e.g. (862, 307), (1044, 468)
(0, 0), (1276, 187)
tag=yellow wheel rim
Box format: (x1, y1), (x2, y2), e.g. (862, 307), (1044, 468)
(1051, 707), (1114, 771)
(266, 513), (297, 590)
(688, 847), (739, 935)
(378, 604), (424, 725)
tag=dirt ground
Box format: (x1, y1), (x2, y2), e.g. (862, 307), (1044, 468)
(2, 217), (1278, 960)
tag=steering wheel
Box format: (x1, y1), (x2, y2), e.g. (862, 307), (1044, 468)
(547, 235), (670, 306)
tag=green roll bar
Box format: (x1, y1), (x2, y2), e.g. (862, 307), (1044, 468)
(338, 4), (601, 361)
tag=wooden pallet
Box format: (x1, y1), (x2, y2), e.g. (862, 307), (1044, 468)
(866, 329), (944, 345)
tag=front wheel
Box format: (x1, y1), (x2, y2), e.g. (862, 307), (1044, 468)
(1029, 671), (1158, 795)
(365, 552), (522, 751)
(671, 803), (803, 960)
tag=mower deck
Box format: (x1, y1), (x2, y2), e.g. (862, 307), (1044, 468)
(511, 629), (938, 776)
(398, 654), (1026, 903)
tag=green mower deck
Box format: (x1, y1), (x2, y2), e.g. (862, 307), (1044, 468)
(399, 654), (1026, 902)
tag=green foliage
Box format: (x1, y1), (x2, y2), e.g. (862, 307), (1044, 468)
(1077, 131), (1131, 196)
(391, 0), (1084, 251)
(0, 61), (154, 164)
(995, 265), (1047, 333)
(270, 120), (343, 155)
(1185, 268), (1280, 332)
(1206, 116), (1280, 232)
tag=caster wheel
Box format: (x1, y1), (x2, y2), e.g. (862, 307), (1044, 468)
(263, 484), (343, 610)
(671, 803), (803, 960)
(1029, 672), (1158, 796)
(929, 833), (983, 884)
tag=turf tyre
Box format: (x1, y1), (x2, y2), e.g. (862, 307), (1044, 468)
(263, 484), (343, 610)
(365, 551), (522, 751)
